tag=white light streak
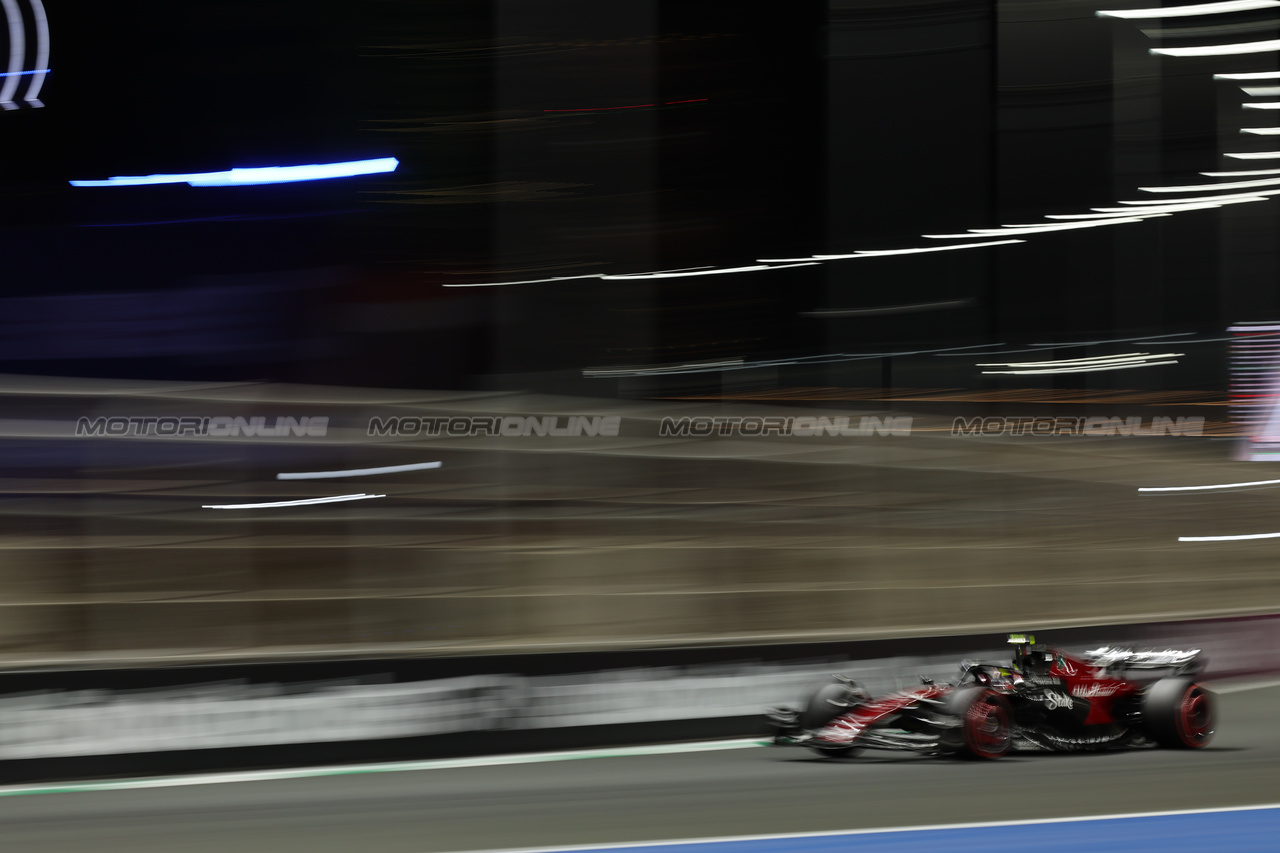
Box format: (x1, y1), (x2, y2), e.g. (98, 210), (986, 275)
(1151, 39), (1280, 57)
(982, 361), (1180, 375)
(1099, 0), (1280, 18)
(25, 0), (47, 107)
(1118, 191), (1280, 202)
(1088, 201), (1253, 212)
(1242, 127), (1280, 135)
(755, 256), (825, 262)
(202, 494), (386, 509)
(1216, 71), (1280, 79)
(1179, 531), (1280, 541)
(616, 266), (714, 275)
(978, 352), (1182, 368)
(851, 240), (1027, 255)
(583, 360), (745, 377)
(1000, 220), (1141, 228)
(978, 352), (1182, 375)
(1242, 86), (1280, 96)
(787, 239), (1024, 260)
(599, 263), (818, 280)
(1110, 197), (1228, 208)
(444, 274), (603, 288)
(1201, 167), (1280, 176)
(1072, 200), (1268, 217)
(0, 0), (23, 110)
(1141, 477), (1280, 492)
(583, 343), (1006, 378)
(1140, 176), (1280, 192)
(924, 219), (1144, 238)
(1225, 151), (1280, 159)
(276, 462), (442, 480)
(1046, 211), (1176, 219)
(459, 264), (780, 288)
(1245, 102), (1280, 109)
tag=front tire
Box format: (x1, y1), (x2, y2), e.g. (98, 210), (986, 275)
(1144, 678), (1215, 748)
(951, 687), (1012, 759)
(800, 682), (856, 730)
(802, 682), (862, 758)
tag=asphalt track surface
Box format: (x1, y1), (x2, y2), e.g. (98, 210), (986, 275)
(2, 684), (1278, 853)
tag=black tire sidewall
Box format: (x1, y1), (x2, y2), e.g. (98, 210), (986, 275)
(800, 682), (856, 731)
(1144, 678), (1214, 749)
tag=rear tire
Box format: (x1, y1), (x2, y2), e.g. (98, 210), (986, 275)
(1144, 678), (1215, 748)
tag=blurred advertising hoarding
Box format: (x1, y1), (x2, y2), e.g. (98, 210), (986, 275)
(1231, 324), (1280, 460)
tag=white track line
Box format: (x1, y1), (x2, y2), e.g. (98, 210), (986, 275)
(0, 738), (769, 797)
(1179, 532), (1280, 541)
(1140, 478), (1280, 492)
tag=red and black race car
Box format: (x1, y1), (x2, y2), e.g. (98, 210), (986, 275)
(766, 634), (1215, 759)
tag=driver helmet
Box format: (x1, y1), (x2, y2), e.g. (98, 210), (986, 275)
(1007, 633), (1046, 674)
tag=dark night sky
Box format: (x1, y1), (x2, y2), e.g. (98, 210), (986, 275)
(0, 0), (1277, 393)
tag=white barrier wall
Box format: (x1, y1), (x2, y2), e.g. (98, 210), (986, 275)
(2, 615), (1274, 762)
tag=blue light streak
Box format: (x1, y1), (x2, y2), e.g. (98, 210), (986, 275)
(0, 68), (49, 77)
(69, 157), (400, 188)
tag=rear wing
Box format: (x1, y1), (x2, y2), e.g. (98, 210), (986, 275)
(1084, 646), (1204, 675)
